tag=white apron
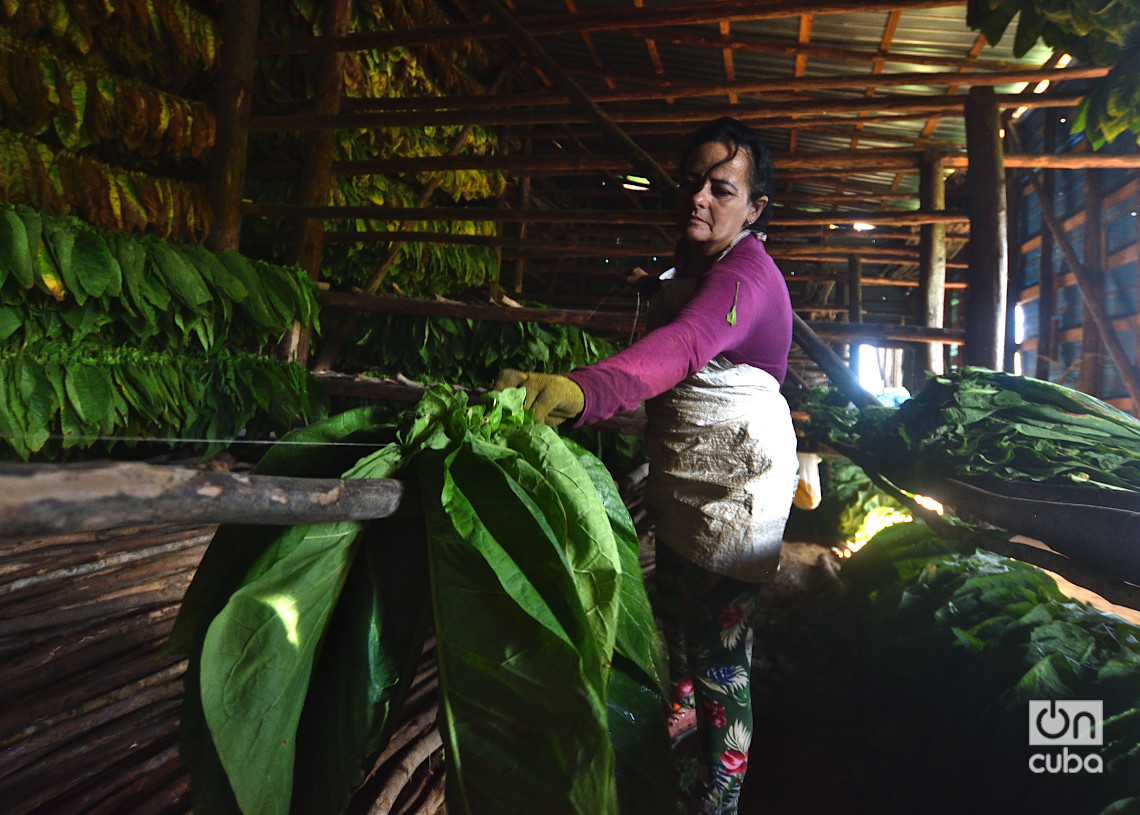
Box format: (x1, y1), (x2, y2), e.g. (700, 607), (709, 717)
(642, 238), (799, 582)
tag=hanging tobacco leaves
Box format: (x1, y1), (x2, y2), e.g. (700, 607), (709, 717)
(0, 0), (220, 90)
(0, 130), (211, 240)
(965, 0), (1140, 147)
(0, 343), (327, 460)
(168, 387), (675, 815)
(0, 202), (319, 353)
(0, 34), (216, 160)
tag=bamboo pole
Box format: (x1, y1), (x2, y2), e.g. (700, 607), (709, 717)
(0, 462), (410, 537)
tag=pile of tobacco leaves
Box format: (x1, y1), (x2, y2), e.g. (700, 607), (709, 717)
(164, 386), (674, 815)
(803, 367), (1140, 493)
(747, 520), (1140, 815)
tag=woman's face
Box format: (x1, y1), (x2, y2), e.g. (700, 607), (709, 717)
(678, 140), (766, 259)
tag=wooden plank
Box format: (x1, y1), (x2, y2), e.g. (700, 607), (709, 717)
(0, 463), (410, 537)
(963, 87), (1007, 369)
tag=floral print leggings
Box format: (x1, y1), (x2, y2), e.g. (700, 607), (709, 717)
(654, 543), (761, 815)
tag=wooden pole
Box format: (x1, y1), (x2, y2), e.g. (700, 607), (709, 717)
(1005, 149), (1022, 374)
(280, 0), (353, 365)
(790, 313), (881, 408)
(917, 151), (947, 374)
(963, 86), (1007, 369)
(0, 462), (411, 537)
(1035, 114), (1057, 380)
(205, 0), (262, 251)
(848, 253), (864, 382)
(1080, 164), (1106, 397)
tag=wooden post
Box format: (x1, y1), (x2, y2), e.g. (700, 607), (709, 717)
(281, 0), (353, 365)
(964, 86), (1007, 369)
(917, 151), (946, 374)
(1080, 165), (1106, 397)
(1004, 145), (1022, 374)
(205, 0), (262, 251)
(1035, 113), (1057, 381)
(848, 253), (863, 383)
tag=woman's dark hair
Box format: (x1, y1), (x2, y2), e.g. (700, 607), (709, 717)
(678, 116), (775, 231)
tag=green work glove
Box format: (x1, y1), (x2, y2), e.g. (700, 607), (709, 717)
(493, 369), (585, 427)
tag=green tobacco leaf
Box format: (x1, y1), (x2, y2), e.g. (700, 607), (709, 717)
(44, 219), (81, 305)
(199, 520), (363, 815)
(64, 362), (113, 425)
(561, 438), (667, 693)
(495, 425), (623, 683)
(291, 525), (430, 815)
(218, 250), (278, 329)
(0, 206), (33, 288)
(150, 239), (211, 311)
(72, 228), (122, 298)
(419, 445), (618, 815)
(605, 655), (677, 815)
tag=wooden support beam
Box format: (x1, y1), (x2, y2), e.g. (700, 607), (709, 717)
(964, 87), (1007, 369)
(205, 0), (261, 252)
(791, 313), (881, 408)
(1035, 115), (1057, 380)
(917, 151), (947, 374)
(280, 0), (353, 366)
(0, 463), (410, 537)
(1080, 165), (1106, 397)
(249, 93), (1084, 133)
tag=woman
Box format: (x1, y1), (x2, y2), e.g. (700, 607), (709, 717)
(495, 116), (798, 815)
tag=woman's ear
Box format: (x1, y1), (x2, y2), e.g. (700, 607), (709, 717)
(747, 195), (768, 226)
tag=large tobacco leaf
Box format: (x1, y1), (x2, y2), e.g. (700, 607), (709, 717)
(419, 444), (618, 815)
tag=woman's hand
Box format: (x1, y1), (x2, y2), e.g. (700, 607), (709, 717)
(493, 370), (584, 427)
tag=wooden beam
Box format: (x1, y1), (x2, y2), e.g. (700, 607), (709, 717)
(945, 153), (1140, 169)
(257, 0), (972, 55)
(205, 0), (261, 252)
(917, 151), (947, 374)
(964, 87), (1007, 369)
(1080, 164), (1106, 397)
(1035, 114), (1057, 380)
(790, 313), (882, 408)
(280, 0), (353, 366)
(249, 93), (1085, 133)
(0, 462), (411, 537)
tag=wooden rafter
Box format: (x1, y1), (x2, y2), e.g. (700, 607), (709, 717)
(256, 0), (972, 56)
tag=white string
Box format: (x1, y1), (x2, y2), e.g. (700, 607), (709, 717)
(629, 291), (641, 347)
(0, 433), (385, 448)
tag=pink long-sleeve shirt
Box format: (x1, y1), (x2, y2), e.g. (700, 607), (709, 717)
(566, 233), (792, 427)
